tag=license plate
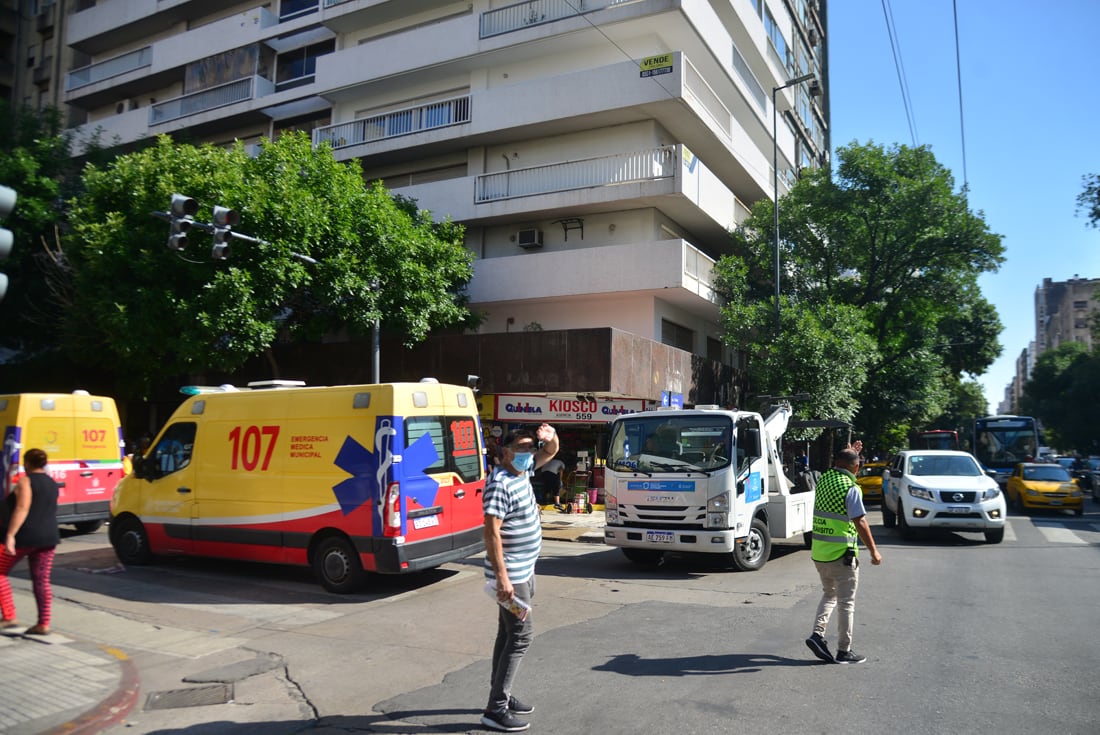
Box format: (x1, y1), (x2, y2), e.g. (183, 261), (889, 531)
(412, 515), (440, 529)
(645, 531), (675, 544)
(946, 506), (970, 514)
(1049, 499), (1062, 506)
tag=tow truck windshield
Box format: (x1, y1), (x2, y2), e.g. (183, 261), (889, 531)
(606, 414), (733, 473)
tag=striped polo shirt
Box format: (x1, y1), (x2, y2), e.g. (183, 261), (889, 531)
(482, 464), (542, 584)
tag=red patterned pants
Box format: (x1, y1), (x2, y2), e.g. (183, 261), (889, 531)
(0, 546), (56, 628)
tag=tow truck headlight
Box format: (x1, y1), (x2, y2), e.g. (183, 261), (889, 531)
(706, 493), (730, 529)
(983, 487), (1002, 500)
(907, 485), (934, 501)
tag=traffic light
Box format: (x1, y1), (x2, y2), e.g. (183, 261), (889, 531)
(0, 185), (16, 301)
(210, 205), (239, 260)
(168, 193), (197, 251)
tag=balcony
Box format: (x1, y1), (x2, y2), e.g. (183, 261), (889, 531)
(475, 147), (676, 203)
(479, 0), (636, 38)
(467, 239), (720, 313)
(149, 75), (275, 126)
(66, 46), (152, 92)
(312, 95), (471, 150)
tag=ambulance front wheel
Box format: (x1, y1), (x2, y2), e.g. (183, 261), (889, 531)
(732, 518), (771, 572)
(112, 516), (153, 565)
(313, 536), (366, 594)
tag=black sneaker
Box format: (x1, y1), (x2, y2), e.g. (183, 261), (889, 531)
(508, 696), (534, 714)
(481, 709), (530, 732)
(805, 633), (835, 663)
(835, 650), (866, 664)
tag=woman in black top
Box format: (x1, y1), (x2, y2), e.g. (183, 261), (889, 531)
(1, 448), (60, 635)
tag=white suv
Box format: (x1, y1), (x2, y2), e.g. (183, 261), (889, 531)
(882, 450), (1005, 543)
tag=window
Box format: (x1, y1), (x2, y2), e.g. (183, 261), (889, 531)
(275, 40), (335, 91)
(1073, 300), (1088, 309)
(764, 7), (790, 69)
(151, 422), (197, 475)
(707, 337), (723, 364)
(661, 319), (694, 353)
(405, 415), (482, 483)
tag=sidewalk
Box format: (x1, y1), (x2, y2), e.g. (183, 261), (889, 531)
(3, 508), (604, 735)
(0, 615), (138, 735)
(539, 506), (606, 544)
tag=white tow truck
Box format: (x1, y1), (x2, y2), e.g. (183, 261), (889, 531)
(602, 402), (813, 570)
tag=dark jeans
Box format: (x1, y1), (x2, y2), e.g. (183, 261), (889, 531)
(487, 577), (535, 713)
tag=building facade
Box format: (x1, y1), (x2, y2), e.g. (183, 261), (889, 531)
(19, 0), (830, 409)
(1034, 276), (1100, 356)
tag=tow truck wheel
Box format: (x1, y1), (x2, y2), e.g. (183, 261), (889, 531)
(313, 536), (366, 594)
(111, 516), (153, 565)
(622, 548), (664, 566)
(732, 518), (771, 572)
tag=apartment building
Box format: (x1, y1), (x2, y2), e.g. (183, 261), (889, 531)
(1035, 276), (1100, 355)
(46, 0), (830, 408)
(1, 0), (78, 121)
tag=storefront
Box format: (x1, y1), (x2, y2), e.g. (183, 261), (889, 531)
(478, 393), (653, 505)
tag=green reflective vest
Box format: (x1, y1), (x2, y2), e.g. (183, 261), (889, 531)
(811, 467), (858, 562)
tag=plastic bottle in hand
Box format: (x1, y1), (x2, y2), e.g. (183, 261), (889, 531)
(484, 581), (530, 621)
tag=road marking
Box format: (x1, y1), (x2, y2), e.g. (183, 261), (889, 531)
(1032, 520), (1093, 544)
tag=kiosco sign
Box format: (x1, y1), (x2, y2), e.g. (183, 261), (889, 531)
(493, 395), (649, 423)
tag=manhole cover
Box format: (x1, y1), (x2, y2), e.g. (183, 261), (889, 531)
(145, 683), (233, 710)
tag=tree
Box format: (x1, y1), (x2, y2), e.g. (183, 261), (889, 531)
(714, 142), (1004, 448)
(62, 133), (476, 398)
(1078, 173), (1100, 227)
(1020, 342), (1100, 453)
(0, 101), (75, 355)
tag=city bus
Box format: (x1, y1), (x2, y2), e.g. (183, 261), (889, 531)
(972, 415), (1041, 486)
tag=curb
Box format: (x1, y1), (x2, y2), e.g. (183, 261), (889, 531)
(42, 645), (140, 735)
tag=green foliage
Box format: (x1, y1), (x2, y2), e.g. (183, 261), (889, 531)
(0, 101), (76, 353)
(1020, 343), (1100, 453)
(1078, 173), (1100, 228)
(63, 133), (475, 397)
(715, 141), (1004, 447)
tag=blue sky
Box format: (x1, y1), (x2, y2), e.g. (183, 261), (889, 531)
(826, 0), (1100, 411)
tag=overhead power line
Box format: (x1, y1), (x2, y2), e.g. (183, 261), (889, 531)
(953, 0), (969, 194)
(880, 0), (919, 146)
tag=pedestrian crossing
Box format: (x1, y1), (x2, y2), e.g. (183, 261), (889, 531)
(1028, 519), (1100, 545)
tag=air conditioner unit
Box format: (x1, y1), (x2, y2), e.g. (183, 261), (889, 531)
(808, 29), (819, 47)
(517, 228), (543, 249)
(809, 79), (823, 97)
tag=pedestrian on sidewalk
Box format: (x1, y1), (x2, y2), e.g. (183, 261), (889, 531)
(805, 442), (882, 665)
(1, 448), (61, 635)
(481, 423), (559, 732)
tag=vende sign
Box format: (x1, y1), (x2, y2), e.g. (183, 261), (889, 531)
(494, 395), (649, 423)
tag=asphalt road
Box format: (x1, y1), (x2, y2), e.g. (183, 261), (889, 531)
(27, 506), (1100, 734)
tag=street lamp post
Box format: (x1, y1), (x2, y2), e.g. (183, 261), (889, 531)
(772, 72), (816, 335)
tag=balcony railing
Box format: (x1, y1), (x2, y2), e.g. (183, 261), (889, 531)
(149, 75), (274, 126)
(66, 46), (152, 92)
(475, 146), (676, 203)
(479, 0), (635, 38)
(312, 95), (471, 150)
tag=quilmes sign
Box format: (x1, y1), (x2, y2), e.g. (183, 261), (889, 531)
(494, 395), (649, 423)
(639, 53), (674, 78)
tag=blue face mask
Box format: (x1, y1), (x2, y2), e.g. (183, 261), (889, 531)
(512, 452), (534, 471)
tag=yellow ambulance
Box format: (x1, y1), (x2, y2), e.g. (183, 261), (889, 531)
(1, 391), (126, 533)
(109, 379), (486, 593)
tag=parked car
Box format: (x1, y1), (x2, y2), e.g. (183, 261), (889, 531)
(1005, 463), (1084, 516)
(856, 461), (888, 504)
(882, 450), (1005, 543)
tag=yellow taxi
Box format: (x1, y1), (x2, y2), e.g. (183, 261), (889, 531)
(856, 461), (889, 504)
(1005, 463), (1083, 516)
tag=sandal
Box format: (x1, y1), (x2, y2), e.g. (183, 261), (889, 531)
(0, 619), (18, 629)
(24, 624), (49, 635)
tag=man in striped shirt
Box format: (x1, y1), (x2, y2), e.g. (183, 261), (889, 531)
(481, 423), (559, 733)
